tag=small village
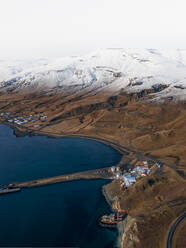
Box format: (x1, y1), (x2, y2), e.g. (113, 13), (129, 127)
(0, 112), (48, 127)
(109, 160), (162, 189)
(99, 160), (162, 228)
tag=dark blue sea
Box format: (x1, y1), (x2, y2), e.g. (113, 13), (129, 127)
(0, 124), (121, 247)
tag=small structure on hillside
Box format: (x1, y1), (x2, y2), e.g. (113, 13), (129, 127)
(142, 164), (148, 170)
(122, 175), (136, 188)
(110, 166), (116, 173)
(115, 172), (122, 179)
(40, 115), (48, 120)
(156, 162), (162, 168)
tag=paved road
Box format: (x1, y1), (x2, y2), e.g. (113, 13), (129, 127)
(167, 213), (186, 248)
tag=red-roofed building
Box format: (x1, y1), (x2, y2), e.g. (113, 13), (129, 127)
(141, 165), (148, 170)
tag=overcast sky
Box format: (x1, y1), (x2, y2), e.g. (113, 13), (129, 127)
(0, 0), (186, 59)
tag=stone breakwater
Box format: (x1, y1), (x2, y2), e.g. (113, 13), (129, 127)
(6, 167), (112, 189)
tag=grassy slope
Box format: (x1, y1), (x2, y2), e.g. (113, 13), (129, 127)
(105, 166), (186, 247)
(0, 90), (186, 247)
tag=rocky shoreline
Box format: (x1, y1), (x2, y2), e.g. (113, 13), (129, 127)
(102, 184), (115, 207)
(102, 182), (140, 248)
(102, 184), (126, 248)
(102, 183), (140, 248)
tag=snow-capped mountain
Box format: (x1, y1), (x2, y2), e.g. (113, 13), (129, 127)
(1, 48), (186, 100)
(0, 58), (51, 82)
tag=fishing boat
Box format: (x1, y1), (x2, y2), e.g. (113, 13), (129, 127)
(99, 212), (126, 228)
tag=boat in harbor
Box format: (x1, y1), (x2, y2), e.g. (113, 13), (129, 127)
(99, 212), (126, 228)
(0, 187), (21, 195)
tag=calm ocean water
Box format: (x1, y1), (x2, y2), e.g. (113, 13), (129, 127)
(0, 124), (121, 247)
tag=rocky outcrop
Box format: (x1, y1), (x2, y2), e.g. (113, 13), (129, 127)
(119, 216), (140, 248)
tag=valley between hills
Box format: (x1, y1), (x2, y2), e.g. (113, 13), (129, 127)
(0, 88), (185, 248)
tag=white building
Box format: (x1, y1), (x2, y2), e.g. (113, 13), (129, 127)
(110, 166), (116, 173)
(115, 172), (122, 179)
(123, 175), (136, 188)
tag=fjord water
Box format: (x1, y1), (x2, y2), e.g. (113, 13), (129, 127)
(0, 125), (120, 247)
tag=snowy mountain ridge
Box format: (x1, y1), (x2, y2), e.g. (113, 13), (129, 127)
(1, 48), (186, 100)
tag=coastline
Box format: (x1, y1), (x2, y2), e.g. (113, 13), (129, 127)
(2, 120), (155, 164)
(2, 120), (185, 248)
(6, 121), (181, 248)
(0, 121), (128, 248)
(102, 184), (115, 207)
(102, 184), (130, 248)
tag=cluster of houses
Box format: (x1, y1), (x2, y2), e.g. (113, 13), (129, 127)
(110, 161), (153, 189)
(0, 112), (48, 126)
(0, 112), (11, 118)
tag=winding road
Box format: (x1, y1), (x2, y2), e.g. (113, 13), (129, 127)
(166, 213), (186, 248)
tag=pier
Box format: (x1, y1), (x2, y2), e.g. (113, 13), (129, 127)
(3, 167), (112, 192)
